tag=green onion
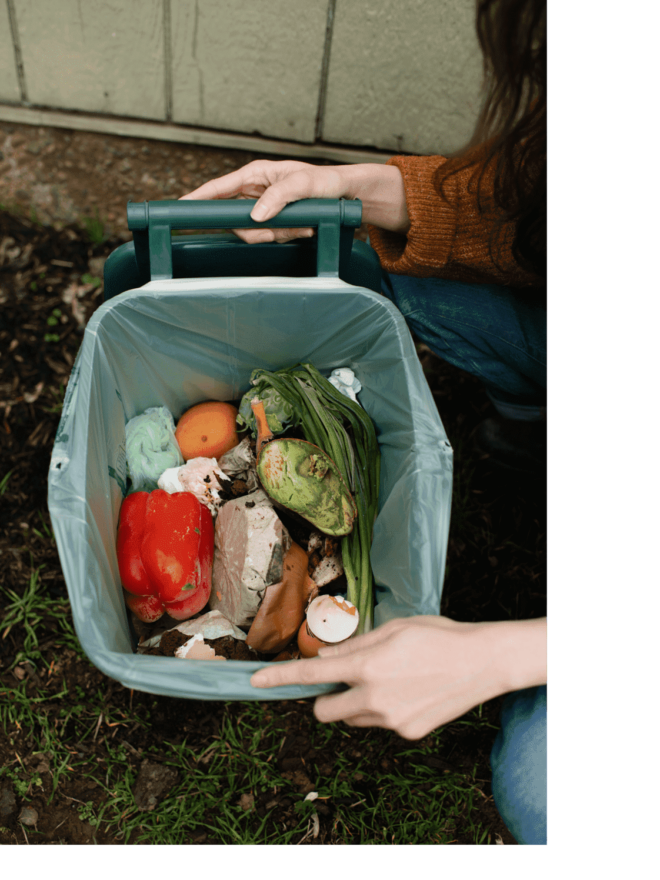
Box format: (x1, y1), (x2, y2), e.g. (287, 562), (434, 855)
(246, 364), (380, 633)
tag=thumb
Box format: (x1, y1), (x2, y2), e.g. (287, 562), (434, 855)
(250, 168), (320, 222)
(250, 187), (290, 223)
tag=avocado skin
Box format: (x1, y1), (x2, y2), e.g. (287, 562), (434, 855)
(257, 439), (356, 536)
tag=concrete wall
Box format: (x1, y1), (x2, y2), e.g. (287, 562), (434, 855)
(0, 0), (484, 157)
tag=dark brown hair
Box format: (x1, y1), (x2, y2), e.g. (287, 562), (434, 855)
(435, 0), (547, 278)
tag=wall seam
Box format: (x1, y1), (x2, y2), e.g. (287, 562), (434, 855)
(163, 0), (173, 122)
(314, 0), (337, 143)
(6, 0), (28, 103)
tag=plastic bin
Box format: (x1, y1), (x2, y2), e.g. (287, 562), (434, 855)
(47, 199), (453, 701)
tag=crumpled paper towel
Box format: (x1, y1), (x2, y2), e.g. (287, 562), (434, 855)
(329, 368), (362, 404)
(125, 406), (184, 492)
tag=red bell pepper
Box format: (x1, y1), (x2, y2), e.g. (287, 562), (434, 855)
(117, 489), (214, 623)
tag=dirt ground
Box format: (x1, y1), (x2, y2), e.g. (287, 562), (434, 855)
(0, 120), (545, 845)
(0, 122), (340, 241)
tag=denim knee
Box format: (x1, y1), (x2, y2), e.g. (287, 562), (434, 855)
(380, 271), (546, 411)
(490, 685), (547, 845)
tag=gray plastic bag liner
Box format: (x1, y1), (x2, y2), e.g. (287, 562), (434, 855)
(47, 276), (453, 701)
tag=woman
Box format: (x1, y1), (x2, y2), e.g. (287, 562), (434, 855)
(183, 0), (547, 845)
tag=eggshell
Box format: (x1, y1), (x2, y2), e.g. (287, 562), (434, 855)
(297, 595), (359, 657)
(174, 633), (228, 660)
(297, 620), (325, 659)
(306, 595), (358, 643)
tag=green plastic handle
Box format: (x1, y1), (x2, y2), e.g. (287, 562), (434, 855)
(126, 199), (362, 281)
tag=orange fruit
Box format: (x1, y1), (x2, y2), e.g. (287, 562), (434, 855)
(175, 401), (239, 462)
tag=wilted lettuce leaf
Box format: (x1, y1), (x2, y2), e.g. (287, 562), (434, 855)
(237, 376), (299, 437)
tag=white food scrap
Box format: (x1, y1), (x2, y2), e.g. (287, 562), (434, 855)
(209, 489), (291, 627)
(307, 532), (344, 587)
(218, 437), (259, 492)
(174, 632), (228, 660)
(158, 456), (230, 515)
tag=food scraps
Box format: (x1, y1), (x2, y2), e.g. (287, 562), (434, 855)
(209, 489), (291, 627)
(174, 633), (228, 660)
(137, 610), (247, 651)
(118, 364), (376, 661)
(217, 437), (260, 491)
(117, 489), (213, 623)
(297, 595), (359, 658)
(240, 364), (380, 633)
(158, 456), (232, 515)
(252, 399), (357, 537)
(307, 532), (344, 587)
(175, 400), (239, 461)
(246, 542), (318, 654)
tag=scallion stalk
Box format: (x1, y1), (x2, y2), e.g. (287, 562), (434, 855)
(247, 364), (379, 633)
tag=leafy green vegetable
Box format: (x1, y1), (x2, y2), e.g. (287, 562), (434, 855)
(237, 383), (298, 436)
(241, 364), (380, 633)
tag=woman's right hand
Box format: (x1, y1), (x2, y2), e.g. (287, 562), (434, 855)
(180, 159), (409, 243)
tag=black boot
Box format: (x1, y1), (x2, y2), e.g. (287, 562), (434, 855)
(475, 416), (546, 477)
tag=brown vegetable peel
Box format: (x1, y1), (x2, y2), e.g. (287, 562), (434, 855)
(246, 542), (318, 654)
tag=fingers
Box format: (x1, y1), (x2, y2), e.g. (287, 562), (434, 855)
(233, 227), (315, 244)
(180, 159), (310, 204)
(179, 159), (275, 200)
(179, 173), (245, 201)
(250, 166), (341, 222)
(250, 654), (361, 689)
(315, 632), (387, 661)
(249, 170), (315, 221)
(313, 687), (380, 725)
(316, 616), (461, 661)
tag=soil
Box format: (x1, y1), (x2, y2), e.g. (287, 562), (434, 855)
(0, 120), (546, 845)
(0, 121), (349, 242)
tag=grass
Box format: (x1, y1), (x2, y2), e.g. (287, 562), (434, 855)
(42, 383), (66, 415)
(0, 566), (80, 665)
(0, 470), (13, 496)
(0, 427), (520, 844)
(1, 667), (498, 844)
(0, 559), (501, 844)
(80, 210), (107, 245)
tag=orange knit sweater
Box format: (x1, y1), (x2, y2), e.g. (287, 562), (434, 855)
(367, 154), (541, 289)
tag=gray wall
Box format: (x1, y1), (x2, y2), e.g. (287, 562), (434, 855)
(1, 0), (484, 157)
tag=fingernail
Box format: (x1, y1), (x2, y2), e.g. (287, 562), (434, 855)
(251, 203), (268, 222)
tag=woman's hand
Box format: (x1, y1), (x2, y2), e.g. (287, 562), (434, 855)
(250, 616), (547, 740)
(180, 159), (410, 243)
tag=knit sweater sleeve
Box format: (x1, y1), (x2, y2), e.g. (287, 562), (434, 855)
(367, 154), (539, 288)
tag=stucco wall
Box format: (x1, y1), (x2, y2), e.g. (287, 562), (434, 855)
(1, 0), (484, 157)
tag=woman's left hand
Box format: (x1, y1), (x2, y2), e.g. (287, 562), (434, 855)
(250, 616), (547, 740)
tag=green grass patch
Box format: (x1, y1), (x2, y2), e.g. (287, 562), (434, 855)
(0, 566), (79, 666)
(80, 210), (107, 245)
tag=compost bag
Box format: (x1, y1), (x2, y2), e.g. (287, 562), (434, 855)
(47, 276), (453, 700)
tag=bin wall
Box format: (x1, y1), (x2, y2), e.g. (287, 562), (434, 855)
(1, 0), (483, 158)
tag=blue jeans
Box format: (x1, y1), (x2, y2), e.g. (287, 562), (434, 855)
(381, 272), (546, 421)
(381, 272), (548, 842)
(491, 686), (547, 845)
